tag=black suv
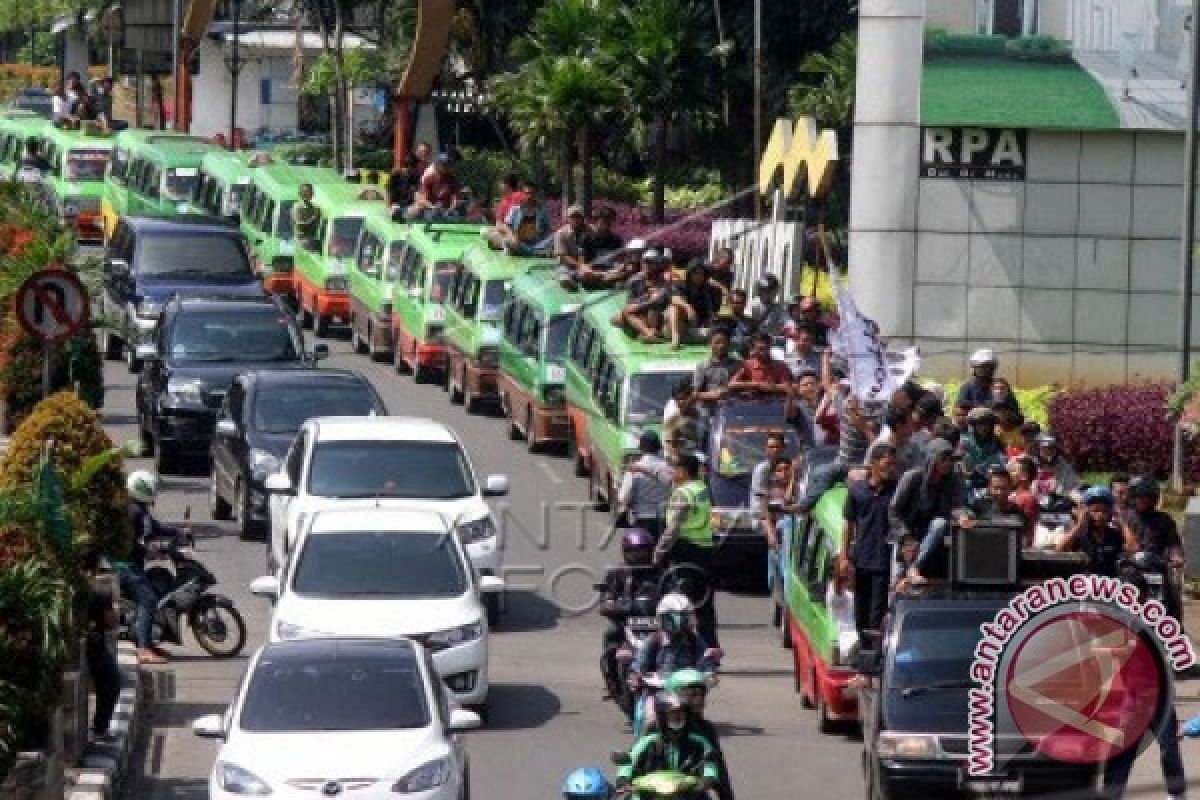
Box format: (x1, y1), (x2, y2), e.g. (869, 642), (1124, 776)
(135, 295), (327, 473)
(100, 215), (264, 373)
(209, 369), (387, 539)
(859, 588), (1099, 799)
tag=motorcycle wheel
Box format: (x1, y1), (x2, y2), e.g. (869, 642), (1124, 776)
(191, 601), (247, 658)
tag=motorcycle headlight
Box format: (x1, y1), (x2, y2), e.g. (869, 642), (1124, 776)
(325, 276), (348, 291)
(456, 516), (496, 545)
(165, 379), (206, 407)
(249, 449), (281, 479)
(425, 622), (482, 650)
(543, 385), (566, 408)
(391, 756), (453, 793)
(875, 733), (937, 760)
(217, 762), (272, 795)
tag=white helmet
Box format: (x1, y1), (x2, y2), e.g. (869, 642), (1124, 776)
(969, 348), (997, 367)
(627, 238), (648, 251)
(657, 592), (692, 616)
(126, 470), (159, 505)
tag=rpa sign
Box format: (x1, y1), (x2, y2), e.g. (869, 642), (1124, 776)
(921, 127), (1027, 181)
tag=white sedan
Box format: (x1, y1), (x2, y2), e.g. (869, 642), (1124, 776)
(192, 637), (480, 800)
(250, 507), (502, 708)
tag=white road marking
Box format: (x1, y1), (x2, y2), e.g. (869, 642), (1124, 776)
(538, 461), (565, 485)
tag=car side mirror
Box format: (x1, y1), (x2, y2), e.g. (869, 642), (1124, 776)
(215, 418), (238, 437)
(264, 471), (293, 494)
(249, 575), (280, 598)
(312, 344), (330, 361)
(135, 344), (158, 361)
(482, 475), (509, 497)
(479, 574), (504, 594)
(448, 708), (481, 732)
(191, 713), (226, 739)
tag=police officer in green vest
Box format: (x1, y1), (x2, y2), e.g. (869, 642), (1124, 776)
(654, 452), (720, 648)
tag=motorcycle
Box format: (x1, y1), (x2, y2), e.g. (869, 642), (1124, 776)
(619, 770), (712, 800)
(598, 568), (661, 719)
(119, 509), (247, 658)
(1119, 551), (1182, 611)
(629, 659), (721, 737)
(1033, 493), (1075, 550)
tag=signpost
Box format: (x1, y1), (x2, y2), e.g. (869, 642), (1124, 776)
(14, 270), (90, 399)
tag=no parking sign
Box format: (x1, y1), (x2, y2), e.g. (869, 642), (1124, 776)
(15, 269), (90, 344)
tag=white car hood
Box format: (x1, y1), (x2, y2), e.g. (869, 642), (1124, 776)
(274, 592), (480, 640)
(301, 494), (490, 520)
(222, 728), (443, 786)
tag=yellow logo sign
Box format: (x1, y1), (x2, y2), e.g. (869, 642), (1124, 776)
(757, 118), (838, 199)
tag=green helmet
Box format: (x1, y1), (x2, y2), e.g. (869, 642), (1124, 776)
(665, 669), (708, 693)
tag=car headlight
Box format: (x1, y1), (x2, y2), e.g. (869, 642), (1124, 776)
(543, 385), (566, 407)
(325, 276), (348, 291)
(217, 762), (272, 795)
(875, 733), (937, 760)
(165, 379), (206, 407)
(457, 516), (496, 545)
(392, 757), (453, 793)
(249, 449), (280, 479)
(425, 622), (482, 650)
(274, 618), (326, 640)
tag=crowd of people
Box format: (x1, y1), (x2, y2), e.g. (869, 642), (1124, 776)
(51, 71), (117, 130)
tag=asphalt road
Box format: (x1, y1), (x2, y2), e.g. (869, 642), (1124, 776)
(100, 331), (1199, 800)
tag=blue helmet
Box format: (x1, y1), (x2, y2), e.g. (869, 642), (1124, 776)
(1083, 486), (1115, 507)
(563, 768), (612, 800)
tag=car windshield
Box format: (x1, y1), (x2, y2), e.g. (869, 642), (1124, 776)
(431, 261), (460, 303)
(252, 385), (379, 434)
(626, 371), (689, 424)
(714, 427), (802, 478)
(65, 149), (108, 181)
(137, 234), (252, 278)
(327, 217), (364, 259)
(292, 531), (467, 597)
(545, 314), (573, 360)
(890, 610), (996, 690)
(479, 280), (507, 321)
(163, 167), (198, 200)
(168, 311), (300, 363)
(239, 653), (429, 731)
(276, 201), (294, 238)
(308, 440), (475, 498)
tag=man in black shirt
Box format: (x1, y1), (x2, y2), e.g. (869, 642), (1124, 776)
(840, 444), (898, 637)
(1057, 487), (1137, 577)
(1126, 478), (1185, 620)
(82, 552), (120, 741)
(669, 263), (719, 349)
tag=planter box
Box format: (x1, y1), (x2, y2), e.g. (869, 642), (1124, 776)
(60, 642), (89, 767)
(0, 707), (65, 800)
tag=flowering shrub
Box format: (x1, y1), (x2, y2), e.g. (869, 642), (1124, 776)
(543, 198), (714, 260)
(1047, 383), (1191, 478)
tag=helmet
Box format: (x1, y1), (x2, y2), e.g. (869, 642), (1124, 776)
(1035, 433), (1058, 450)
(969, 349), (997, 367)
(966, 407), (996, 425)
(627, 238), (647, 252)
(657, 592), (692, 635)
(1130, 478), (1160, 501)
(665, 668), (709, 694)
(653, 692), (689, 732)
(1083, 486), (1115, 508)
(126, 470), (159, 505)
(562, 768), (611, 800)
(621, 528), (655, 567)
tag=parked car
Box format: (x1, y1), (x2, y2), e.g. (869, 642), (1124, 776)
(99, 214), (263, 372)
(250, 507), (503, 708)
(191, 637), (480, 800)
(135, 295), (327, 473)
(263, 416), (509, 623)
(209, 368), (386, 540)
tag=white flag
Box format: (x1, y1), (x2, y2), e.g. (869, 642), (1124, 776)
(829, 266), (903, 408)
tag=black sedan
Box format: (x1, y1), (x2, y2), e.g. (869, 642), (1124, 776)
(209, 369), (387, 539)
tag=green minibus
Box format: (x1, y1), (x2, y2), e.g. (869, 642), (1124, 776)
(36, 125), (113, 245)
(0, 115), (51, 179)
(348, 206), (407, 360)
(102, 130), (218, 237)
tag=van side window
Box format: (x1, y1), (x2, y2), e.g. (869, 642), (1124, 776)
(109, 148), (129, 183)
(570, 322), (593, 369)
(410, 254), (426, 290)
(502, 299), (521, 343)
(520, 309), (541, 351)
(357, 231), (382, 278)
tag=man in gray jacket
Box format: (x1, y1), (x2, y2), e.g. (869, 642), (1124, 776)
(888, 438), (970, 577)
(617, 431), (674, 538)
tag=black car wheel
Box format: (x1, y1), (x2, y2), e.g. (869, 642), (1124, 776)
(138, 423), (154, 457)
(155, 441), (179, 474)
(125, 336), (143, 373)
(101, 328), (122, 361)
(314, 314), (332, 337)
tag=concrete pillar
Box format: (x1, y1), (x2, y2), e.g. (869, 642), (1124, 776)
(62, 26), (89, 83)
(848, 0), (925, 339)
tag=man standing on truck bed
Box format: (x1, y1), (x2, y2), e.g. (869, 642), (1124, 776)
(840, 444), (898, 639)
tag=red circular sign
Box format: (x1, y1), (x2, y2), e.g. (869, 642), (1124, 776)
(1003, 610), (1162, 765)
(14, 269), (89, 343)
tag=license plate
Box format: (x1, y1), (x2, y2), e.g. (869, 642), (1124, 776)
(1145, 575), (1164, 585)
(962, 776), (1021, 794)
(627, 616), (656, 627)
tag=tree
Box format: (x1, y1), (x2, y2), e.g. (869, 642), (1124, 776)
(788, 32), (856, 130)
(617, 0), (714, 222)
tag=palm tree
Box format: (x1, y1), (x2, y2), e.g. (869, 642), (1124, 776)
(788, 32), (856, 131)
(617, 0), (714, 222)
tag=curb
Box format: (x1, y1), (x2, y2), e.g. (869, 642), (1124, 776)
(63, 642), (142, 800)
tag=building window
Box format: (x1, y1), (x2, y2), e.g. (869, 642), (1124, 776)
(977, 0), (1038, 36)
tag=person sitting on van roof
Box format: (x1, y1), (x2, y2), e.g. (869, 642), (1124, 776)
(728, 333), (791, 396)
(578, 207), (627, 287)
(407, 153), (461, 221)
(291, 183), (321, 245)
(554, 204), (590, 289)
(485, 190), (550, 257)
(668, 262), (718, 350)
(612, 250), (673, 343)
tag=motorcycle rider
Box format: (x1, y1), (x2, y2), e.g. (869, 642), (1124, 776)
(616, 692), (719, 797)
(122, 471), (180, 664)
(631, 593), (716, 730)
(600, 529), (660, 705)
(563, 768), (613, 800)
(956, 349), (999, 410)
(666, 669), (734, 800)
(1056, 486), (1138, 577)
(1125, 478), (1186, 621)
(1033, 434), (1080, 497)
